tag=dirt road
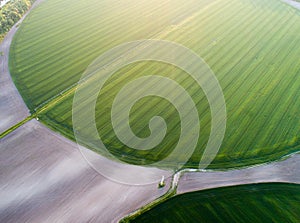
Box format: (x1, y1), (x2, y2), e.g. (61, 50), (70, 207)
(0, 0), (46, 134)
(177, 153), (300, 194)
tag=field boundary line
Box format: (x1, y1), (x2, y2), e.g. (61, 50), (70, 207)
(0, 116), (33, 139)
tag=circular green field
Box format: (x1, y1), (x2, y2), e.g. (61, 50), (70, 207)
(10, 0), (300, 168)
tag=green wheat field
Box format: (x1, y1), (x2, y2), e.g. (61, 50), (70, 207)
(10, 0), (300, 168)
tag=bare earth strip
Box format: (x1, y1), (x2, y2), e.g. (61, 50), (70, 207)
(282, 0), (300, 9)
(0, 120), (171, 223)
(0, 0), (45, 134)
(177, 153), (300, 194)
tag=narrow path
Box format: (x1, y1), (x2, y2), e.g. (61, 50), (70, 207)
(0, 0), (44, 134)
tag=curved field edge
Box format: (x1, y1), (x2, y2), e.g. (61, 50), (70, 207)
(8, 0), (300, 168)
(39, 114), (300, 170)
(125, 183), (300, 223)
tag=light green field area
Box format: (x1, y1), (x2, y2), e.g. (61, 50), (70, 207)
(9, 0), (300, 168)
(129, 183), (300, 223)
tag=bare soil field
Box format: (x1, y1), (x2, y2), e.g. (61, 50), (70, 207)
(0, 120), (170, 223)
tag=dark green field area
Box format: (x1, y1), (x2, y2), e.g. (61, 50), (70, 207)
(130, 183), (300, 223)
(9, 0), (300, 168)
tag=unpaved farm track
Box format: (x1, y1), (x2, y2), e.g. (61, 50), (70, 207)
(0, 0), (46, 133)
(177, 153), (300, 194)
